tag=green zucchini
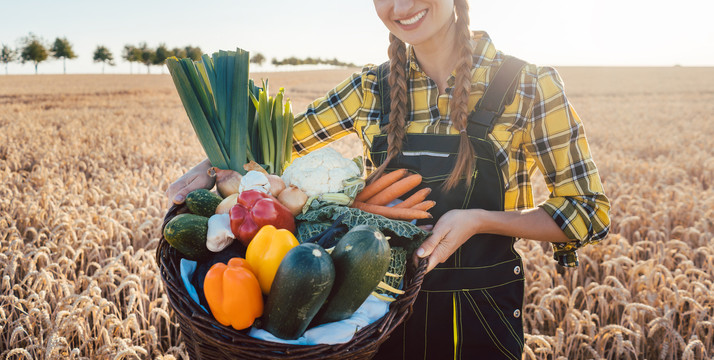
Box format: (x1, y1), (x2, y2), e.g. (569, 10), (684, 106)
(185, 189), (223, 217)
(312, 225), (391, 325)
(163, 213), (211, 260)
(263, 243), (335, 339)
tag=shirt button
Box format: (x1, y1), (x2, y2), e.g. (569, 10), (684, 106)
(513, 309), (521, 318)
(513, 266), (521, 275)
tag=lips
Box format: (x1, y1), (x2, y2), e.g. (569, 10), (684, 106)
(396, 9), (428, 26)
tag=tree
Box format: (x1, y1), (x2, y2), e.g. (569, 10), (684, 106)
(51, 37), (77, 74)
(154, 43), (170, 73)
(123, 45), (142, 74)
(93, 45), (115, 74)
(138, 42), (154, 74)
(250, 52), (266, 66)
(20, 33), (48, 75)
(184, 45), (202, 61)
(1, 44), (18, 75)
(171, 47), (186, 59)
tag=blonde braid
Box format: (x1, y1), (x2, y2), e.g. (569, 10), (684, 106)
(368, 32), (409, 182)
(442, 0), (476, 191)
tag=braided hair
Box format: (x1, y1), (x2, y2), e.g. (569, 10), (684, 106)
(370, 0), (476, 191)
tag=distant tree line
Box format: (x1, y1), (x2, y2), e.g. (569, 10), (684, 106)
(1, 33), (354, 75)
(121, 43), (204, 74)
(271, 56), (356, 68)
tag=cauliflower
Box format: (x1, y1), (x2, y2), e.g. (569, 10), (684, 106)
(281, 147), (360, 197)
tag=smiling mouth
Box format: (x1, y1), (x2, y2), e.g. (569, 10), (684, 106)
(397, 9), (428, 25)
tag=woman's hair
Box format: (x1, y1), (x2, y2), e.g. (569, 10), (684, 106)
(370, 0), (475, 191)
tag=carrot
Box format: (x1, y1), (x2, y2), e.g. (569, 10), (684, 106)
(393, 187), (432, 208)
(366, 173), (423, 206)
(411, 200), (436, 212)
(351, 201), (432, 220)
(355, 168), (408, 202)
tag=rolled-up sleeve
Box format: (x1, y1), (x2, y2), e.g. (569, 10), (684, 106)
(523, 66), (611, 267)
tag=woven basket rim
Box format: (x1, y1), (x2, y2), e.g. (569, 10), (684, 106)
(156, 203), (427, 359)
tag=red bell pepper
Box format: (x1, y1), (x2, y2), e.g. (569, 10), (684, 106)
(229, 190), (295, 247)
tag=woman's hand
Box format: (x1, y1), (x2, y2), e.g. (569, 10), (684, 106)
(415, 207), (571, 272)
(415, 209), (482, 272)
(165, 158), (215, 208)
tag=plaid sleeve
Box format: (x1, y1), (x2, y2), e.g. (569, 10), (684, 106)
(291, 68), (367, 156)
(524, 66), (611, 267)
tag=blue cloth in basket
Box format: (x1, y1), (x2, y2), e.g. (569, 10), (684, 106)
(249, 294), (390, 345)
(180, 259), (391, 345)
(180, 258), (209, 313)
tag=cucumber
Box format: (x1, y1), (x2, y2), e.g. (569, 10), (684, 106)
(312, 225), (391, 325)
(185, 189), (223, 217)
(263, 243), (335, 339)
(163, 213), (211, 260)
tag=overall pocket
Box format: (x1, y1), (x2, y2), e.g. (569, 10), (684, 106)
(458, 284), (525, 360)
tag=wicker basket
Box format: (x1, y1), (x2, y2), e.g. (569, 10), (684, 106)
(156, 203), (427, 360)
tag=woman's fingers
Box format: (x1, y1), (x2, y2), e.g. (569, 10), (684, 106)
(165, 176), (190, 208)
(427, 234), (456, 272)
(416, 226), (452, 272)
(416, 227), (446, 258)
(172, 180), (193, 204)
(414, 209), (479, 273)
(175, 175), (213, 204)
(166, 158), (214, 209)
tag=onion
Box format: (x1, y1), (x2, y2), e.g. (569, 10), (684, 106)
(267, 175), (286, 197)
(208, 167), (242, 198)
(278, 185), (308, 216)
(215, 193), (239, 214)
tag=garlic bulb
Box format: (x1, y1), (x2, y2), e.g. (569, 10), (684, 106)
(239, 170), (271, 194)
(206, 213), (235, 252)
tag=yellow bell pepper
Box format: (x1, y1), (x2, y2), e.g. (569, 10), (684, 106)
(246, 225), (299, 295)
(203, 258), (263, 330)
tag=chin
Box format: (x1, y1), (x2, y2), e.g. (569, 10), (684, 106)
(392, 31), (430, 46)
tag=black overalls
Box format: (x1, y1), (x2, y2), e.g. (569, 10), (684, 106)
(372, 57), (527, 360)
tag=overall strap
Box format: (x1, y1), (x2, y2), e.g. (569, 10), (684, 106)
(377, 61), (391, 128)
(378, 57), (525, 136)
(467, 56), (527, 139)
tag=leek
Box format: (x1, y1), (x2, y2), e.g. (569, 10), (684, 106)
(166, 49), (250, 174)
(167, 47), (295, 176)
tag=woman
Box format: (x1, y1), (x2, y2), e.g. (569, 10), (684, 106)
(167, 0), (610, 358)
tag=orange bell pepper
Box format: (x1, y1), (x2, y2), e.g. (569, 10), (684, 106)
(246, 225), (299, 295)
(203, 258), (263, 330)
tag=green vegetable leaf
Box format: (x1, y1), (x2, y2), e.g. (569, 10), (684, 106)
(296, 205), (429, 255)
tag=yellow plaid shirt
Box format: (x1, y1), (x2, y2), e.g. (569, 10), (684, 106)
(292, 31), (610, 267)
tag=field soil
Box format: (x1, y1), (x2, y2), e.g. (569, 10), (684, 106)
(1, 66), (713, 359)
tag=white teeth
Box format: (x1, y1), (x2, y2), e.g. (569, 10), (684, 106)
(398, 10), (427, 25)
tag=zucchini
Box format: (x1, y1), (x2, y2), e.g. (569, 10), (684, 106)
(185, 189), (223, 217)
(312, 225), (391, 325)
(263, 243), (335, 339)
(163, 213), (212, 260)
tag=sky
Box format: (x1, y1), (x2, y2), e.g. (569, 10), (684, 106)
(1, 0), (713, 75)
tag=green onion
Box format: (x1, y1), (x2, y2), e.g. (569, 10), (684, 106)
(283, 99), (294, 173)
(273, 88), (285, 174)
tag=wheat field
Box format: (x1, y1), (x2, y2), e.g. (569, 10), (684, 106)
(1, 66), (713, 359)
